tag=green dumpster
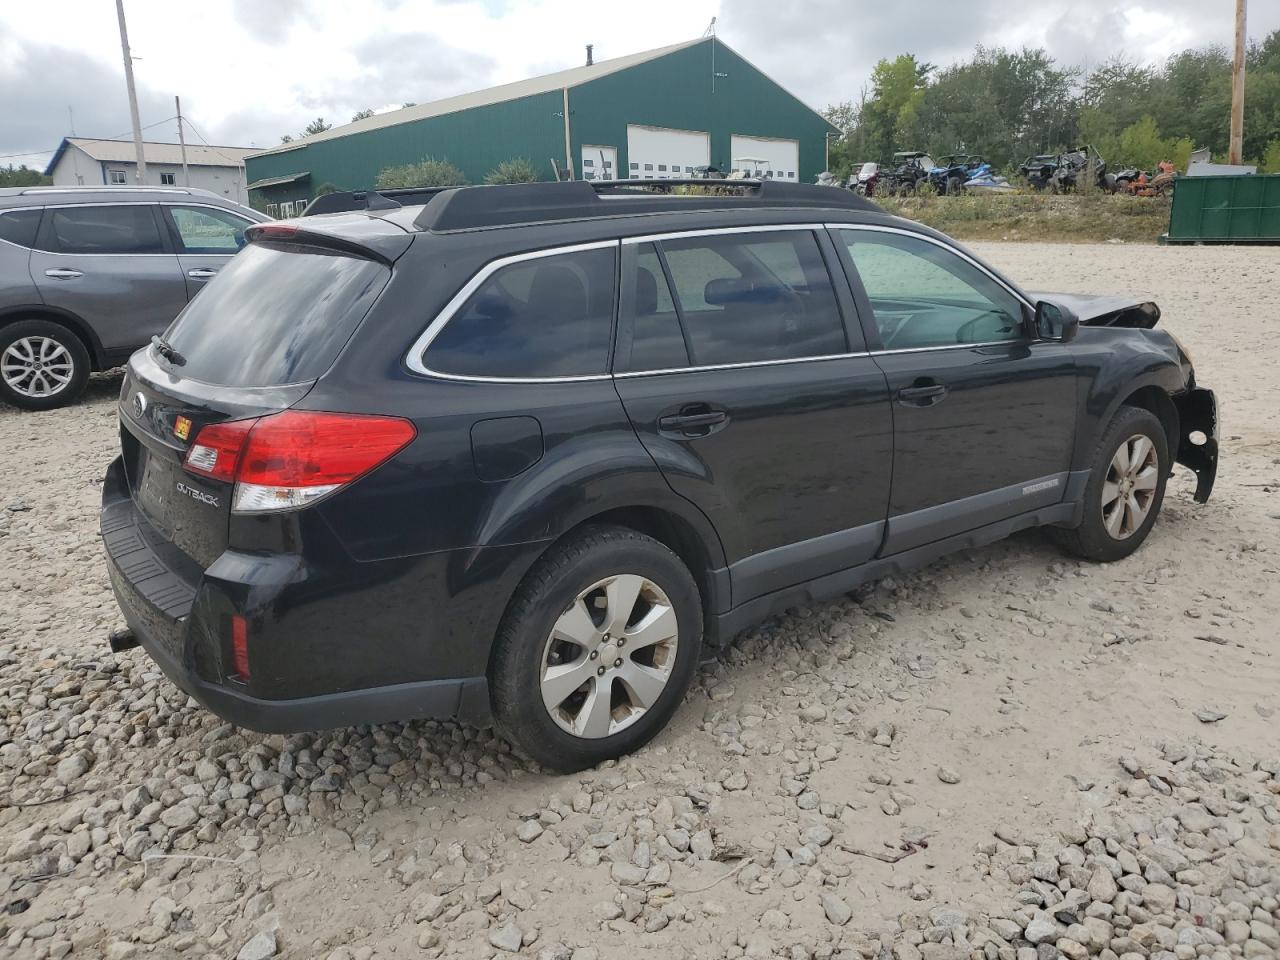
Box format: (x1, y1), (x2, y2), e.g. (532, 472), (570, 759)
(1165, 173), (1280, 243)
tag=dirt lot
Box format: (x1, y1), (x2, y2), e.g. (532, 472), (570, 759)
(1, 242), (1277, 960)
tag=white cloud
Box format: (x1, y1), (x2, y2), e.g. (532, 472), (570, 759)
(2, 0), (1277, 168)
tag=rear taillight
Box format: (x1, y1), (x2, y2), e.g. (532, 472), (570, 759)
(184, 418), (256, 482)
(183, 411), (416, 513)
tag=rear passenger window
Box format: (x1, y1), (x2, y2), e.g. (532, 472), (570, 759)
(0, 209), (41, 248)
(37, 205), (164, 255)
(425, 247), (615, 379)
(658, 231), (847, 366)
(621, 244), (688, 371)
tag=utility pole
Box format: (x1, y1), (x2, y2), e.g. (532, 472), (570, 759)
(1229, 0), (1247, 164)
(114, 0), (147, 182)
(175, 96), (190, 187)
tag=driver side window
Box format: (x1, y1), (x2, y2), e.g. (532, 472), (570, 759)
(840, 230), (1026, 350)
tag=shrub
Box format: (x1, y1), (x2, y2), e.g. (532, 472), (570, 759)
(376, 158), (467, 189)
(484, 158), (540, 184)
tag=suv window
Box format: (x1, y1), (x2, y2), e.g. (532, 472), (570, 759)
(37, 205), (165, 255)
(838, 230), (1026, 350)
(165, 205), (251, 254)
(424, 246), (615, 379)
(0, 209), (41, 248)
(163, 242), (389, 387)
(656, 230), (846, 367)
(620, 243), (688, 372)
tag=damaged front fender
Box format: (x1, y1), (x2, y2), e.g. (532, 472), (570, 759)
(1174, 388), (1218, 503)
(1027, 291), (1161, 328)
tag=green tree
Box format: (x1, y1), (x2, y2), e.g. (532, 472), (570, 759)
(351, 108), (375, 122)
(0, 164), (52, 187)
(483, 158), (540, 184)
(859, 55), (933, 160)
(375, 157), (467, 188)
(303, 118), (332, 137)
(1263, 139), (1280, 173)
(314, 182), (342, 197)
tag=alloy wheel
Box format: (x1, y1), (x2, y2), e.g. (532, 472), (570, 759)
(1, 336), (75, 399)
(539, 574), (679, 739)
(1101, 434), (1160, 540)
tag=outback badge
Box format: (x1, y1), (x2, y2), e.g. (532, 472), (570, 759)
(174, 416), (192, 441)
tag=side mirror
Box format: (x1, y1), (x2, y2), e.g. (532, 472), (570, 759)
(1035, 300), (1080, 343)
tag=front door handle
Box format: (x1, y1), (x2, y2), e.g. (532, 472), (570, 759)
(657, 405), (729, 437)
(897, 382), (948, 406)
(187, 268), (218, 280)
(44, 268), (83, 280)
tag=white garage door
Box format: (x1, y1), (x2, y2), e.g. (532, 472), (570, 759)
(731, 135), (800, 181)
(626, 125), (710, 180)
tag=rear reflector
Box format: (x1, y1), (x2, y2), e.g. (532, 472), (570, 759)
(230, 615), (250, 680)
(183, 410), (416, 513)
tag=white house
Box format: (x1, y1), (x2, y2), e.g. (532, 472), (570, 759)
(44, 138), (258, 205)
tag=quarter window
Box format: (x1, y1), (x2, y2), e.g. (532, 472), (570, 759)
(424, 246), (616, 379)
(838, 230), (1025, 350)
(37, 205), (164, 254)
(655, 230), (847, 367)
(166, 205), (251, 254)
(0, 209), (42, 248)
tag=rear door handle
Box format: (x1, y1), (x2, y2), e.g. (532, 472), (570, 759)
(897, 383), (948, 406)
(44, 268), (83, 280)
(657, 406), (728, 436)
(187, 268), (218, 280)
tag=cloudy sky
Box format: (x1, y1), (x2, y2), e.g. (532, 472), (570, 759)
(3, 0), (1278, 170)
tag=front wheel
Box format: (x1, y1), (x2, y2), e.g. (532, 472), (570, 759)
(0, 319), (90, 410)
(1052, 406), (1169, 562)
(490, 525), (703, 772)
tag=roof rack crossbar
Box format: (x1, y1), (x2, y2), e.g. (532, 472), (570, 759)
(412, 178), (880, 232)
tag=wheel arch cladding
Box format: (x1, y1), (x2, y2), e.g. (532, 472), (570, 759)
(1120, 385), (1179, 473)
(0, 307), (104, 370)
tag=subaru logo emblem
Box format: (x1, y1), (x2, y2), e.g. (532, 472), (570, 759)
(132, 392), (147, 419)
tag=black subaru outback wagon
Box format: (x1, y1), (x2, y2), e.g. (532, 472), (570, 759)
(102, 180), (1217, 772)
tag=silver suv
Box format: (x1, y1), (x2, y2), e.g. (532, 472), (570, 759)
(0, 186), (267, 409)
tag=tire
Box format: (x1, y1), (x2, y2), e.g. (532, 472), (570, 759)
(489, 525), (703, 772)
(1052, 406), (1169, 562)
(899, 180), (915, 196)
(0, 319), (90, 411)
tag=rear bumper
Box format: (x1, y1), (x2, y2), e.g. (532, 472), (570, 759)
(1174, 387), (1218, 503)
(101, 456), (494, 733)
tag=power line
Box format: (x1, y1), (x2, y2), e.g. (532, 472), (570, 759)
(1, 116), (179, 166)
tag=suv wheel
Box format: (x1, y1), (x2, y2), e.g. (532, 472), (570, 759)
(490, 525), (702, 772)
(0, 320), (90, 410)
(1053, 406), (1169, 562)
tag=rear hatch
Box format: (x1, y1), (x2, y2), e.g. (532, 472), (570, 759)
(119, 229), (400, 568)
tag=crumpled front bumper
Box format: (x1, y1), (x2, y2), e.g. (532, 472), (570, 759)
(1174, 387), (1218, 503)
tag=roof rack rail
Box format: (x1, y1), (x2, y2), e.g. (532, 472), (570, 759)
(414, 178), (881, 232)
(302, 186), (451, 217)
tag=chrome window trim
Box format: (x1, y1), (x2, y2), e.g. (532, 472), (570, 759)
(620, 223), (826, 245)
(404, 239), (619, 383)
(824, 222), (1035, 310)
(615, 351), (870, 379)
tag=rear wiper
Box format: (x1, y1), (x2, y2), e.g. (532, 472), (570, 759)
(151, 335), (186, 367)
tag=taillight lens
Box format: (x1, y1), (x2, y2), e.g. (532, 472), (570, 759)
(183, 418), (257, 482)
(183, 411), (416, 513)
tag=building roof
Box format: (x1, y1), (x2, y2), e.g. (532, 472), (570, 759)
(45, 138), (256, 175)
(249, 37), (833, 160)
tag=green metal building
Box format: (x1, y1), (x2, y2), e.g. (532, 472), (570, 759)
(244, 38), (839, 215)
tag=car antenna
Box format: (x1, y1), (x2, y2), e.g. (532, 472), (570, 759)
(362, 190), (402, 211)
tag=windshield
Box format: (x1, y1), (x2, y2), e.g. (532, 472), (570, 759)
(162, 242), (389, 387)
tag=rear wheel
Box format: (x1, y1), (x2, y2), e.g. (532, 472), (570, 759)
(490, 525), (703, 772)
(0, 319), (90, 411)
(1052, 406), (1169, 562)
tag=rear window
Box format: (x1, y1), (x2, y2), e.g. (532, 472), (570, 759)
(162, 242), (388, 387)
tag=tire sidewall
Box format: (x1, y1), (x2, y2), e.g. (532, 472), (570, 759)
(0, 319), (90, 411)
(1078, 408), (1169, 561)
(492, 530), (703, 772)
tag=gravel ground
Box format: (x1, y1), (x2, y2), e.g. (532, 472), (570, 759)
(1, 242), (1277, 960)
